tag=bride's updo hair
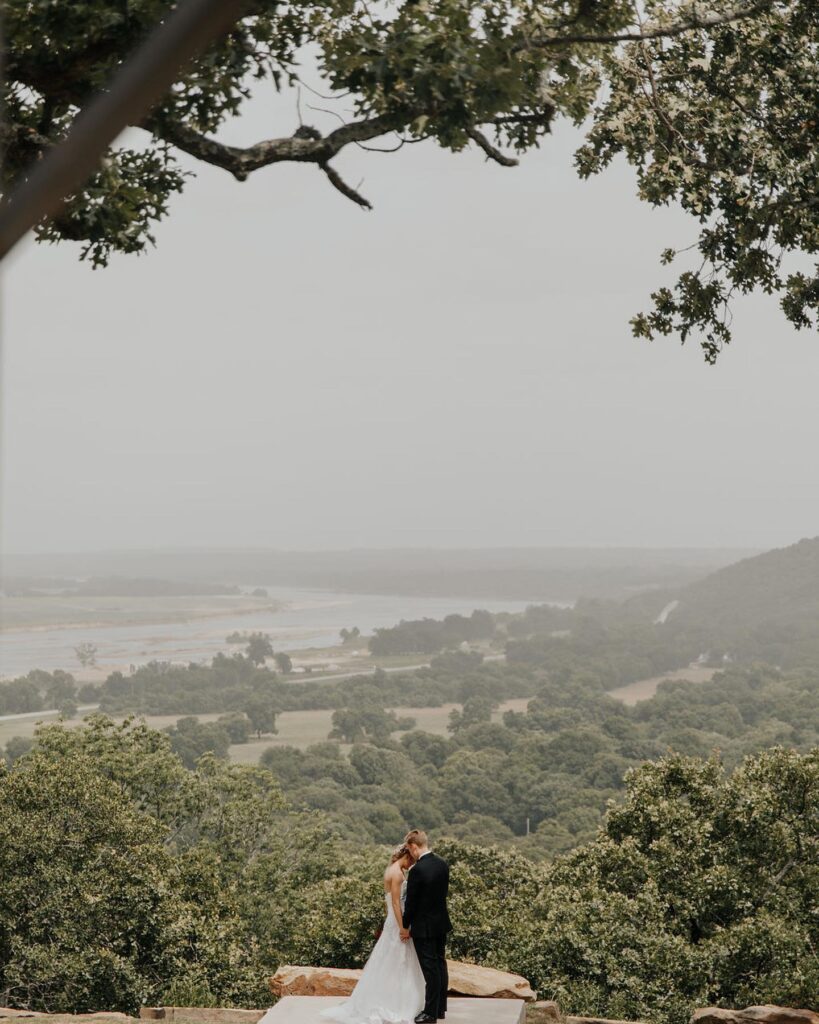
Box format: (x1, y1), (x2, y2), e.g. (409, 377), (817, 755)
(391, 843), (411, 864)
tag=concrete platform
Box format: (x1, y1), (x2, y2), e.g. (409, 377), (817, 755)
(262, 998), (526, 1024)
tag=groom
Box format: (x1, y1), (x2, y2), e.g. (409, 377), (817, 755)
(400, 829), (452, 1024)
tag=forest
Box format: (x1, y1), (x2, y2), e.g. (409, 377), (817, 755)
(1, 539), (818, 1019)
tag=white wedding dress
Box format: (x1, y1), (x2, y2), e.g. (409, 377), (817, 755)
(318, 878), (426, 1024)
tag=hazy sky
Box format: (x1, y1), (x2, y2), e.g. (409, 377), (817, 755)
(2, 85), (817, 555)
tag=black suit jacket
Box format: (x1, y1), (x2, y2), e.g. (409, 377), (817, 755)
(402, 852), (452, 938)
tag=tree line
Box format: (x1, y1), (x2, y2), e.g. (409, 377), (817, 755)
(0, 716), (815, 1024)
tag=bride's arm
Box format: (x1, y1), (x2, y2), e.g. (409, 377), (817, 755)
(389, 872), (404, 930)
(402, 866), (418, 934)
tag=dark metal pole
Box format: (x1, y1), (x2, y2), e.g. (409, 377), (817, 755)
(0, 0), (250, 261)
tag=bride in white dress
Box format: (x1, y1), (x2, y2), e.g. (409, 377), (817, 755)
(319, 844), (426, 1024)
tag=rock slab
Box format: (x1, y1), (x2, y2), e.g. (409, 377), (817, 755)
(269, 966), (360, 998)
(262, 997), (525, 1023)
(528, 1003), (562, 1024)
(0, 1014), (133, 1024)
(140, 1012), (264, 1024)
(447, 962), (537, 1002)
(693, 1008), (819, 1024)
(568, 1017), (648, 1024)
(269, 962), (536, 1002)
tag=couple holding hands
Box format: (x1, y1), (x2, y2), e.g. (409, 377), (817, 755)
(323, 829), (451, 1024)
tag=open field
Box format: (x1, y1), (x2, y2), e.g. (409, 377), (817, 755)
(229, 698), (532, 762)
(608, 664), (717, 705)
(0, 698), (532, 760)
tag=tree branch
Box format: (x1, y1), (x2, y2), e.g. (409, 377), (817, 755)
(148, 111), (405, 181)
(320, 163), (372, 209)
(467, 127), (519, 167)
(151, 110), (525, 205)
(517, 0), (773, 51)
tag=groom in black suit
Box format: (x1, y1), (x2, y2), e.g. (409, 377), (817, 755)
(400, 829), (452, 1024)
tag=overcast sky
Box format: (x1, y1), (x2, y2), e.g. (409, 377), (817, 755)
(2, 85), (817, 556)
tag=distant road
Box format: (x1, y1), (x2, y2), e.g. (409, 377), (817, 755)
(0, 702), (99, 724)
(282, 652), (505, 686)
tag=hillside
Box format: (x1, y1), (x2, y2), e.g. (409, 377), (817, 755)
(1, 546), (752, 601)
(664, 536), (819, 665)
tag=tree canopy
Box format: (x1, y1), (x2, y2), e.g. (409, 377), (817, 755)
(1, 719), (816, 1021)
(3, 0), (816, 357)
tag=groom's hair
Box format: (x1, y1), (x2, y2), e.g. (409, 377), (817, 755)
(404, 829), (428, 847)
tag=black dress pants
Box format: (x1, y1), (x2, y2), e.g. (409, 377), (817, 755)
(412, 934), (448, 1018)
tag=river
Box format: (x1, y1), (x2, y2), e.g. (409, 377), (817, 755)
(0, 586), (560, 678)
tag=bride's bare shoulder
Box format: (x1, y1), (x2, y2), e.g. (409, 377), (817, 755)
(384, 862), (402, 886)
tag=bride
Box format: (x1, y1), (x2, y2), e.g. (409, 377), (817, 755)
(320, 844), (426, 1024)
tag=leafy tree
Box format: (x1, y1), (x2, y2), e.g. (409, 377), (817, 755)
(2, 736), (34, 765)
(238, 816), (382, 968)
(289, 872), (389, 967)
(3, 0), (816, 351)
(438, 748), (510, 821)
(164, 716), (231, 768)
(526, 749), (819, 1023)
(370, 613), (497, 655)
(31, 714), (197, 833)
(0, 676), (42, 715)
(78, 681), (100, 701)
(329, 707), (401, 744)
(218, 711), (252, 744)
(582, 1), (819, 359)
(245, 633), (274, 667)
(448, 694), (496, 732)
(74, 643), (98, 669)
(0, 752), (183, 1012)
(244, 695), (279, 737)
(400, 730), (454, 769)
(0, 721), (286, 1012)
(273, 652), (293, 675)
(46, 670), (78, 707)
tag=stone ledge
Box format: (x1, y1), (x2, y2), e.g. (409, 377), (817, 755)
(527, 1002), (562, 1023)
(567, 1017), (648, 1024)
(270, 961), (537, 1001)
(139, 1011), (264, 1024)
(263, 996), (526, 1023)
(0, 1012), (134, 1024)
(693, 1008), (819, 1024)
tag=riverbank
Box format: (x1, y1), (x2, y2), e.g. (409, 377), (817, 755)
(0, 587), (540, 680)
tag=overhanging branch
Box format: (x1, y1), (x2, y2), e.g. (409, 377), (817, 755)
(467, 126), (520, 166)
(320, 163), (372, 209)
(150, 110), (526, 207)
(149, 112), (404, 181)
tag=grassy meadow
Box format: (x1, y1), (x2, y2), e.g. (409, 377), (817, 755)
(0, 698), (532, 763)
